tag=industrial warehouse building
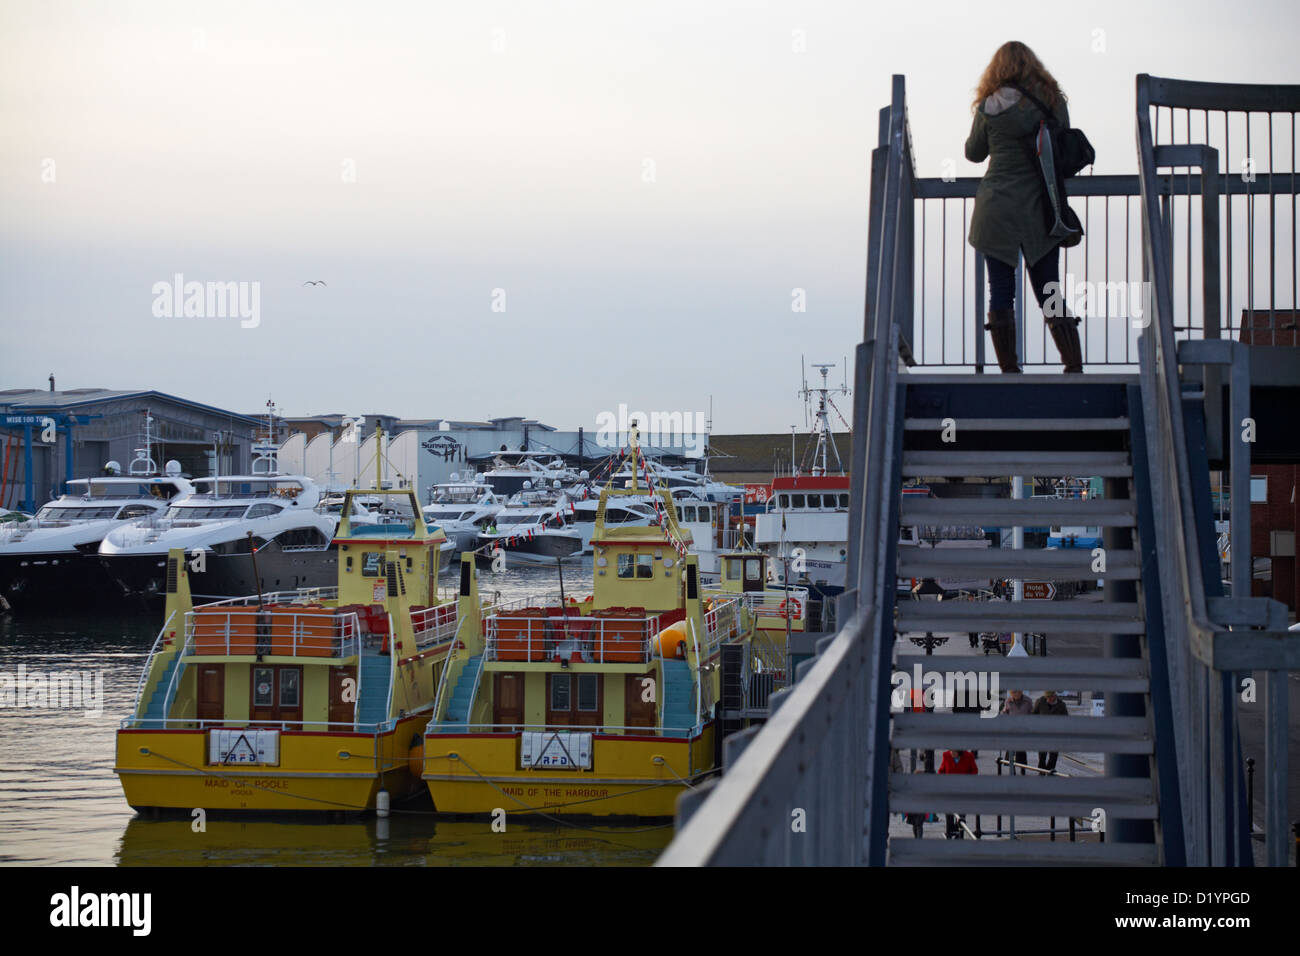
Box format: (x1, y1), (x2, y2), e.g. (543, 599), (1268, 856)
(0, 386), (261, 512)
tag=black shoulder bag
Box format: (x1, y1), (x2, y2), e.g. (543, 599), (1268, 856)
(1013, 83), (1095, 177)
(1012, 84), (1093, 248)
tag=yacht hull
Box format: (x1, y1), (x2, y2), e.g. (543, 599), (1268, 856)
(0, 550), (125, 611)
(102, 542), (341, 603)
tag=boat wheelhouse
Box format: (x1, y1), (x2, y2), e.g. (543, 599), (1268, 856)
(115, 486), (470, 814)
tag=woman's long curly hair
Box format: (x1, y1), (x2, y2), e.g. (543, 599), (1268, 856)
(972, 41), (1064, 112)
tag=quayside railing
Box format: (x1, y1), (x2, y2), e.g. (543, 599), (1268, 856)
(659, 72), (1299, 867)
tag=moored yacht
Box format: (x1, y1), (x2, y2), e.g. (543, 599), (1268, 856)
(99, 473), (344, 601)
(0, 463), (194, 611)
(422, 475), (503, 554)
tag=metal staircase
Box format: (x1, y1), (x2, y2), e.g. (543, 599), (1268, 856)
(657, 72), (1298, 867)
(884, 376), (1177, 864)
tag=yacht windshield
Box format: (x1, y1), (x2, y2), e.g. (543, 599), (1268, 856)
(167, 504), (248, 520)
(36, 505), (120, 520)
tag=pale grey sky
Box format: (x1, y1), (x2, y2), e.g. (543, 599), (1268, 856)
(2, 0), (1296, 431)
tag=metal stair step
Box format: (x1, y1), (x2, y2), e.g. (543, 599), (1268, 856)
(889, 772), (1157, 818)
(893, 654), (1150, 692)
(896, 601), (1145, 634)
(897, 547), (1138, 580)
(904, 417), (1130, 431)
(902, 451), (1133, 478)
(888, 838), (1159, 866)
(891, 713), (1152, 753)
(900, 498), (1135, 526)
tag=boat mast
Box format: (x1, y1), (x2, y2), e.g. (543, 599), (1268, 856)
(798, 361), (848, 477)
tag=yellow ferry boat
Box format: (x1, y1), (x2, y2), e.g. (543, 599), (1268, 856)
(419, 445), (797, 818)
(115, 481), (478, 815)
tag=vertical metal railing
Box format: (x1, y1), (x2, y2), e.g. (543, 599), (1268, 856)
(1135, 73), (1299, 867)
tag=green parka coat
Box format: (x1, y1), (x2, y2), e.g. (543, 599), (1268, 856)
(966, 86), (1070, 268)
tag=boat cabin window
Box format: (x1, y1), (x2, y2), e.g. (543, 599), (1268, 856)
(617, 553), (654, 579)
(778, 494), (789, 509)
(576, 675), (599, 712)
(37, 505), (118, 520)
(681, 506), (695, 522)
(806, 494), (820, 508)
(246, 503), (282, 518)
(839, 494), (849, 508)
(118, 504), (156, 519)
(791, 494), (805, 508)
(550, 674), (571, 711)
(361, 552), (383, 576)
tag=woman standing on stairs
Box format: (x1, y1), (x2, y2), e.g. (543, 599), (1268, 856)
(965, 41), (1084, 374)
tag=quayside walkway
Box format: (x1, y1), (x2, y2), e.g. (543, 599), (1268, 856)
(659, 74), (1300, 866)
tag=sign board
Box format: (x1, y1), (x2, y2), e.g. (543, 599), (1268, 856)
(1091, 698), (1105, 717)
(1023, 581), (1057, 601)
(209, 729), (279, 766)
(744, 484), (770, 505)
(520, 731), (592, 770)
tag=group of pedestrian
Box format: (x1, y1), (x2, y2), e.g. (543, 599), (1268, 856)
(904, 689), (1071, 839)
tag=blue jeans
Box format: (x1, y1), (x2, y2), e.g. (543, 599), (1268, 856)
(986, 251), (1061, 313)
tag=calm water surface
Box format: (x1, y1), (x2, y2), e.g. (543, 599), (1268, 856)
(0, 563), (671, 866)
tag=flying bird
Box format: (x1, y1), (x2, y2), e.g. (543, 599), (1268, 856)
(303, 280), (327, 286)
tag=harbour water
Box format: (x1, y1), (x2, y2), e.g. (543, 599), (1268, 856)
(0, 563), (672, 866)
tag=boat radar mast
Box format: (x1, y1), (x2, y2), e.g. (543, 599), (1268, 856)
(797, 358), (850, 477)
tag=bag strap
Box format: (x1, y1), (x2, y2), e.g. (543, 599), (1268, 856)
(1010, 82), (1060, 128)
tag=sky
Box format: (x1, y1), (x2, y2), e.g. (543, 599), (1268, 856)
(2, 0), (1297, 434)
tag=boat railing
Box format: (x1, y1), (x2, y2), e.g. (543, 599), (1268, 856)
(687, 615), (703, 732)
(181, 607), (363, 659)
(129, 610), (176, 717)
(426, 721), (698, 737)
(484, 612), (662, 664)
(118, 715), (424, 733)
(383, 612), (397, 721)
(195, 586), (340, 608)
(412, 602), (459, 651)
(716, 586), (809, 622)
(701, 598), (740, 657)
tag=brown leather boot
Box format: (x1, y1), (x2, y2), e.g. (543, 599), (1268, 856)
(1047, 315), (1084, 373)
(984, 308), (1021, 374)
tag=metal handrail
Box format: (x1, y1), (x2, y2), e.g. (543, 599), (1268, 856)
(431, 613), (469, 722)
(183, 608), (362, 658)
(383, 612), (396, 722)
(424, 721), (699, 736)
(687, 615), (702, 732)
(130, 610), (175, 717)
(412, 601), (459, 650)
(483, 613), (662, 664)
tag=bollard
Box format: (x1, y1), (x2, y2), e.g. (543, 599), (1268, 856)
(376, 788), (390, 818)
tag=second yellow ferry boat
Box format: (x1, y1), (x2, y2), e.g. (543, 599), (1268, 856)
(419, 445), (797, 818)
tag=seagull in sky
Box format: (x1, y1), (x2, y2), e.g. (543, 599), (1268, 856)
(303, 280), (327, 286)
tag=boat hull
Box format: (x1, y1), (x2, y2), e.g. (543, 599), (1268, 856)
(102, 542), (341, 603)
(115, 714), (431, 813)
(0, 550), (126, 611)
(423, 725), (715, 817)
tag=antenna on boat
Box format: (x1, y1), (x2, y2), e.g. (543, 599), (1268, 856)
(798, 360), (850, 477)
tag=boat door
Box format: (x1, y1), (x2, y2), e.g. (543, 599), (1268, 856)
(328, 665), (357, 728)
(493, 673), (525, 730)
(196, 663), (224, 724)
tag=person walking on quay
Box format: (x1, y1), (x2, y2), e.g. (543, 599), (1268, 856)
(1033, 689), (1069, 772)
(965, 41), (1084, 374)
(1000, 688), (1033, 773)
(938, 747), (978, 838)
(902, 768), (937, 839)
